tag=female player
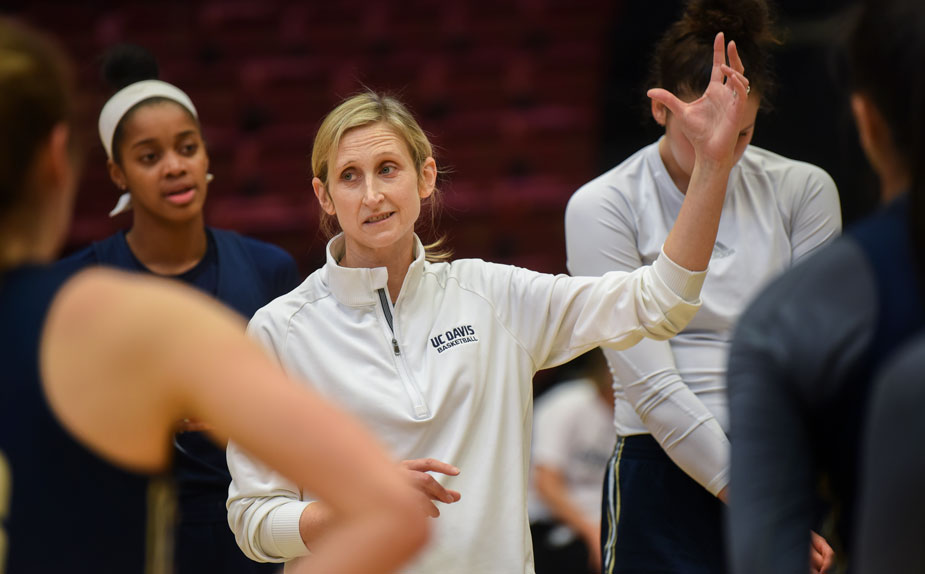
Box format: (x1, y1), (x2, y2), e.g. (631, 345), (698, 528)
(227, 31), (751, 573)
(58, 45), (299, 574)
(564, 1), (840, 571)
(0, 17), (427, 574)
(727, 0), (925, 570)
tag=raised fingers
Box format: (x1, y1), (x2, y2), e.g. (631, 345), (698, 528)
(710, 32), (726, 84)
(647, 88), (685, 118)
(727, 39), (745, 75)
(721, 64), (749, 102)
(720, 65), (749, 90)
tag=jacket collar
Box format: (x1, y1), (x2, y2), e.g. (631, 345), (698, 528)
(323, 233), (426, 306)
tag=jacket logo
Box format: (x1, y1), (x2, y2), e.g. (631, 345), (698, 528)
(430, 325), (479, 354)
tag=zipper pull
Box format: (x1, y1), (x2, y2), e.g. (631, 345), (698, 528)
(392, 338), (400, 356)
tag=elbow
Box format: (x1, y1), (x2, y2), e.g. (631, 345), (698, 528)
(226, 500), (267, 563)
(645, 306), (698, 340)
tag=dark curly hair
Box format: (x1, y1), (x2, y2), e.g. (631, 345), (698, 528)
(647, 0), (781, 106)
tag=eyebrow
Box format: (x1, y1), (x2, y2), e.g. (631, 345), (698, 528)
(130, 138), (158, 150)
(129, 130), (198, 150)
(335, 151), (401, 172)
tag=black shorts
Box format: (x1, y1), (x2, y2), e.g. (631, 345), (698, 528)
(600, 434), (727, 574)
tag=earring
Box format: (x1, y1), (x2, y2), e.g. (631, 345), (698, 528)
(206, 173), (215, 183)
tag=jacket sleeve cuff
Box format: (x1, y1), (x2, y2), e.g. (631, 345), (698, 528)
(654, 248), (708, 302)
(705, 468), (730, 498)
(263, 501), (312, 559)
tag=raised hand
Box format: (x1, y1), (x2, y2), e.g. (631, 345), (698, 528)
(400, 458), (462, 517)
(648, 32), (750, 167)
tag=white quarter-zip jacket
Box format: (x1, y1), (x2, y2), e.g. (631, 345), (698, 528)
(227, 233), (707, 574)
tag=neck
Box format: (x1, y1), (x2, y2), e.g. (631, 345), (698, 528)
(658, 137), (691, 194)
(0, 203), (58, 272)
(879, 170), (911, 204)
(0, 232), (49, 272)
(126, 213), (207, 275)
(340, 235), (416, 304)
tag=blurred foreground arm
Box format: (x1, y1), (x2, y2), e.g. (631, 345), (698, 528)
(40, 268), (428, 573)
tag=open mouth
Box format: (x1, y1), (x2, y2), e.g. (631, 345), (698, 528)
(164, 186), (196, 205)
(365, 212), (394, 224)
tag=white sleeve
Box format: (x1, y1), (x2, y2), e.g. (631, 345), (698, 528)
(564, 181), (729, 495)
(787, 165), (842, 261)
(225, 308), (312, 562)
(226, 440), (311, 562)
(471, 248), (704, 372)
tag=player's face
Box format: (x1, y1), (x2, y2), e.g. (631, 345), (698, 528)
(660, 92), (760, 189)
(314, 122), (435, 267)
(109, 101), (209, 225)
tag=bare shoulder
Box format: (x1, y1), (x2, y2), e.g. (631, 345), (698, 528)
(49, 267), (244, 341)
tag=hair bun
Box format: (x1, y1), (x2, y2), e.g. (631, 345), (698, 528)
(682, 0), (773, 43)
(101, 44), (159, 92)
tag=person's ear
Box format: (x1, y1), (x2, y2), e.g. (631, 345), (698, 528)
(107, 158), (127, 191)
(312, 177), (336, 215)
(851, 93), (891, 176)
(651, 99), (668, 127)
(33, 123), (74, 200)
(419, 157), (436, 200)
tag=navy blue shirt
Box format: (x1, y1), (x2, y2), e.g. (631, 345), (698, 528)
(0, 264), (173, 573)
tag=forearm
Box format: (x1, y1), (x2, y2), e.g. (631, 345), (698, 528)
(534, 467), (597, 540)
(298, 501), (336, 550)
(604, 344), (729, 495)
(663, 159), (733, 271)
(532, 256), (705, 368)
(291, 506), (427, 574)
(654, 411), (729, 496)
(631, 372), (730, 495)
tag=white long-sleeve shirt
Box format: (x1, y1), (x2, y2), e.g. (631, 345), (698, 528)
(564, 141), (841, 494)
(227, 233), (707, 574)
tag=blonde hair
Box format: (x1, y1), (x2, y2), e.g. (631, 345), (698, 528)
(311, 91), (450, 262)
(0, 18), (73, 218)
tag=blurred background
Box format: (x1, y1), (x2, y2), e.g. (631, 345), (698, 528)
(4, 0), (867, 279)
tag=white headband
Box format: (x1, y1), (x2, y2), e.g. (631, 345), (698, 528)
(98, 79), (198, 217)
(98, 79), (198, 160)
